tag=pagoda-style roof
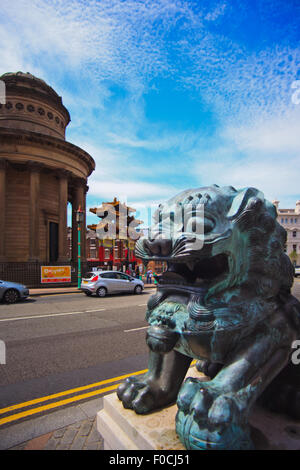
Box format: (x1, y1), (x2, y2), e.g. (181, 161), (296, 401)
(90, 197), (137, 216)
(89, 198), (143, 240)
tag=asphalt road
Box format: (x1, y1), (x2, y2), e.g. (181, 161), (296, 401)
(0, 289), (156, 408)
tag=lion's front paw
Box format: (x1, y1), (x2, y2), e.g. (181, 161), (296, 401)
(176, 378), (254, 450)
(117, 376), (157, 414)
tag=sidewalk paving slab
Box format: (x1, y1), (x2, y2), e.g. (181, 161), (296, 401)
(2, 398), (104, 450)
(29, 284), (155, 296)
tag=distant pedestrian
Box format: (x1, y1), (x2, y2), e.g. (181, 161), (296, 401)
(146, 269), (152, 284)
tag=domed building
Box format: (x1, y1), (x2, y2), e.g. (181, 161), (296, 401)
(0, 72), (95, 286)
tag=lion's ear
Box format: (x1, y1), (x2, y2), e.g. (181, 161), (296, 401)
(227, 187), (264, 219)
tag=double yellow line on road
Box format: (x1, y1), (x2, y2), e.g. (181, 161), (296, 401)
(0, 360), (198, 426)
(0, 368), (147, 426)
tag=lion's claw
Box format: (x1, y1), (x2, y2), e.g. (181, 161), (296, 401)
(176, 379), (254, 450)
(117, 377), (155, 414)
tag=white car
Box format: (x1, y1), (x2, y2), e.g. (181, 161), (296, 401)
(81, 271), (144, 297)
(294, 266), (300, 277)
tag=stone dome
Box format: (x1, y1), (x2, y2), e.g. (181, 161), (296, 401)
(0, 71), (70, 139)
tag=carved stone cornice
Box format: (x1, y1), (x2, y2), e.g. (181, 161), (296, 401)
(55, 168), (72, 180)
(27, 160), (46, 172)
(71, 175), (87, 188)
(0, 128), (95, 176)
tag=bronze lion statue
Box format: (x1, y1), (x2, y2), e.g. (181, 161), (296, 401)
(117, 185), (300, 450)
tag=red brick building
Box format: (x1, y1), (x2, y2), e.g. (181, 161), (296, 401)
(88, 198), (144, 273)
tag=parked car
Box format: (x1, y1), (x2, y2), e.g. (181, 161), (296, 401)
(81, 271), (144, 297)
(0, 280), (29, 304)
(295, 266), (300, 277)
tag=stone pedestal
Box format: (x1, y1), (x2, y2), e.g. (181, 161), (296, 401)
(97, 393), (185, 451)
(97, 368), (300, 451)
(97, 367), (203, 450)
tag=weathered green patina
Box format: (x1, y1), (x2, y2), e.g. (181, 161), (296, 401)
(117, 185), (300, 450)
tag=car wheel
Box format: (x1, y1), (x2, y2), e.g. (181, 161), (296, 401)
(3, 289), (19, 304)
(134, 285), (143, 295)
(96, 287), (107, 297)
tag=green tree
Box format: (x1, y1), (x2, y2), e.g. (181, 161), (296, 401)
(289, 249), (298, 266)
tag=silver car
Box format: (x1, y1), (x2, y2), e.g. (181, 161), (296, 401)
(0, 279), (29, 304)
(81, 271), (144, 297)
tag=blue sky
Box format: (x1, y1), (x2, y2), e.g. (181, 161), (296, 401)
(1, 0), (300, 227)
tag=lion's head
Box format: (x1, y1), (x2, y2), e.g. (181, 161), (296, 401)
(136, 185), (294, 335)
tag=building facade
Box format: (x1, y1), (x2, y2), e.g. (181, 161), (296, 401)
(88, 198), (143, 273)
(273, 200), (300, 266)
(0, 72), (95, 286)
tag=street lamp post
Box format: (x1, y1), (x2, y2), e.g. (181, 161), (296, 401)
(76, 206), (84, 289)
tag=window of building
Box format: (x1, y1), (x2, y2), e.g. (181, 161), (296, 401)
(293, 231), (297, 237)
(285, 218), (288, 223)
(281, 218), (284, 223)
(293, 244), (297, 252)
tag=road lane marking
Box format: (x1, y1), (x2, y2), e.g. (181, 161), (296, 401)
(0, 309), (106, 322)
(138, 303), (147, 306)
(0, 384), (120, 426)
(31, 292), (83, 297)
(0, 362), (197, 426)
(124, 326), (148, 332)
(84, 309), (107, 313)
(0, 368), (148, 425)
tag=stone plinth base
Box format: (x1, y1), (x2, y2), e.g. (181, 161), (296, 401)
(97, 393), (185, 451)
(97, 368), (300, 450)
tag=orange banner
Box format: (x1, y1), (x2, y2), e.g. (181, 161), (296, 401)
(41, 266), (71, 283)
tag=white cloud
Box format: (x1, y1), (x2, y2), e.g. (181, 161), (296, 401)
(192, 137), (300, 207)
(224, 108), (300, 154)
(205, 2), (227, 21)
(88, 179), (179, 201)
(0, 0), (183, 91)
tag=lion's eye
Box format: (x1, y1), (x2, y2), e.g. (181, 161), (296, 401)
(185, 217), (204, 233)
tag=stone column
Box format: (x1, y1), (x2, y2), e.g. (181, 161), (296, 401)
(28, 162), (42, 261)
(82, 183), (89, 263)
(0, 159), (7, 261)
(58, 170), (69, 262)
(71, 180), (86, 262)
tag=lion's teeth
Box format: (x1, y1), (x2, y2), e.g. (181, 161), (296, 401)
(186, 261), (195, 271)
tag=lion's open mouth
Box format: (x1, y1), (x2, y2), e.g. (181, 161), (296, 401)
(158, 253), (229, 288)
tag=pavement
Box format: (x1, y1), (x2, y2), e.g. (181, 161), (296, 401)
(28, 283), (155, 296)
(1, 397), (105, 450)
